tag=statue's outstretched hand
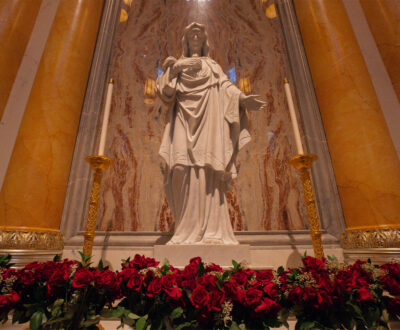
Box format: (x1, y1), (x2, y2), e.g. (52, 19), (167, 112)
(240, 94), (266, 111)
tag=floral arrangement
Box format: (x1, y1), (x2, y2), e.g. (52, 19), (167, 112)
(0, 253), (399, 329)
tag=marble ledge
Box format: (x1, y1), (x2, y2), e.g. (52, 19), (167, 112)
(63, 230), (340, 247)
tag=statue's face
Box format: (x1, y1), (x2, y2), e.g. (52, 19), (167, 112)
(187, 27), (205, 55)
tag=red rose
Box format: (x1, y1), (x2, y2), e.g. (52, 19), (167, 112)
(190, 285), (210, 310)
(232, 271), (249, 286)
(253, 297), (281, 317)
(94, 270), (118, 290)
(189, 257), (202, 265)
(288, 286), (303, 305)
(381, 263), (400, 279)
(302, 286), (318, 304)
(182, 264), (197, 280)
(144, 270), (155, 285)
(72, 268), (94, 288)
(126, 272), (143, 291)
(46, 268), (70, 298)
(302, 256), (325, 272)
(197, 275), (218, 291)
(381, 275), (400, 295)
(161, 274), (177, 291)
(224, 280), (243, 302)
(19, 270), (36, 287)
(387, 296), (400, 316)
(147, 276), (162, 298)
(256, 270), (274, 284)
(356, 287), (373, 303)
(205, 263), (223, 273)
(264, 282), (279, 300)
(209, 289), (225, 311)
(165, 287), (183, 301)
(0, 291), (20, 312)
(244, 288), (263, 307)
(316, 290), (333, 310)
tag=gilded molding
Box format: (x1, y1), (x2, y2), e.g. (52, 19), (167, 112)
(341, 228), (400, 249)
(0, 230), (64, 250)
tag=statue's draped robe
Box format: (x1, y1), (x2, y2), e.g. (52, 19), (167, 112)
(156, 57), (250, 244)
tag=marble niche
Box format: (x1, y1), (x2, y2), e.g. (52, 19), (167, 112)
(94, 0), (308, 234)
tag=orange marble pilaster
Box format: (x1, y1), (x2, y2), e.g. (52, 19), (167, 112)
(293, 0), (400, 236)
(360, 0), (400, 103)
(0, 0), (104, 244)
(0, 0), (43, 120)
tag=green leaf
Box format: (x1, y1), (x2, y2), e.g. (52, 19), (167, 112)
(299, 321), (316, 330)
(277, 266), (284, 276)
(230, 321), (241, 330)
(197, 261), (205, 277)
(30, 311), (43, 330)
(136, 317), (147, 330)
(381, 309), (389, 323)
(162, 259), (170, 272)
(82, 315), (101, 327)
(232, 260), (239, 270)
(127, 313), (140, 320)
(222, 270), (229, 281)
(303, 251), (307, 258)
(327, 255), (337, 262)
(278, 308), (290, 325)
(98, 259), (104, 270)
(53, 254), (61, 262)
(0, 254), (12, 268)
(175, 322), (193, 330)
(239, 324), (247, 330)
(170, 307), (183, 319)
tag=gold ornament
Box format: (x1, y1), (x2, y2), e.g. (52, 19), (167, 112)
(0, 229), (63, 250)
(341, 228), (400, 249)
(289, 154), (325, 260)
(82, 156), (113, 263)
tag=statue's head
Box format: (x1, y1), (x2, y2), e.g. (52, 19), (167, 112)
(182, 22), (209, 57)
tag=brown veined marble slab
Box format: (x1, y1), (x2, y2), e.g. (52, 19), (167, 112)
(97, 0), (306, 232)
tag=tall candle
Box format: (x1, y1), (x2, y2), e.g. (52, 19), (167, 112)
(284, 78), (304, 155)
(98, 78), (114, 156)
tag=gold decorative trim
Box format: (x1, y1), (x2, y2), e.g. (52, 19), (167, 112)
(0, 230), (64, 250)
(341, 228), (400, 249)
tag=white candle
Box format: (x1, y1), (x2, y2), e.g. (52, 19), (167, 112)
(98, 79), (114, 156)
(284, 78), (304, 155)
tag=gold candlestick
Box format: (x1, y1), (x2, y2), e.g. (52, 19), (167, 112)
(289, 154), (325, 259)
(82, 155), (113, 263)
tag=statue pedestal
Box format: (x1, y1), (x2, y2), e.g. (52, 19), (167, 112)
(154, 244), (251, 268)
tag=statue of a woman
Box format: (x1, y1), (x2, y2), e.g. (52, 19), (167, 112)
(156, 22), (265, 245)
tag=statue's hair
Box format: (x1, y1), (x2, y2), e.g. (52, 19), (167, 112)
(181, 22), (209, 57)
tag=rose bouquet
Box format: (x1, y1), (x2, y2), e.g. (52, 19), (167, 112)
(0, 253), (399, 329)
(278, 255), (399, 329)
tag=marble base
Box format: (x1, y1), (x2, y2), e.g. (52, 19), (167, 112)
(343, 248), (400, 265)
(153, 244), (251, 268)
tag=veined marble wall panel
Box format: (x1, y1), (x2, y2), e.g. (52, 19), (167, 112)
(97, 0), (307, 232)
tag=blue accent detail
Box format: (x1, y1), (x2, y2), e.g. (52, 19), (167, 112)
(157, 68), (163, 77)
(228, 67), (236, 82)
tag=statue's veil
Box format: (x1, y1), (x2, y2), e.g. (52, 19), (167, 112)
(181, 22), (210, 57)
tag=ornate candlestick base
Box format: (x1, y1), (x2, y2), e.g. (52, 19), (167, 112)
(82, 155), (113, 263)
(289, 154), (325, 260)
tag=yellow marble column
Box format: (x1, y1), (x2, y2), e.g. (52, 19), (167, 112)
(293, 0), (400, 253)
(0, 0), (43, 120)
(0, 0), (104, 254)
(359, 0), (400, 103)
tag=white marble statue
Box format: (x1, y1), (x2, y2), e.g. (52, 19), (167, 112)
(156, 22), (266, 245)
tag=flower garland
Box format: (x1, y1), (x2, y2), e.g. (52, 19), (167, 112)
(0, 254), (399, 329)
